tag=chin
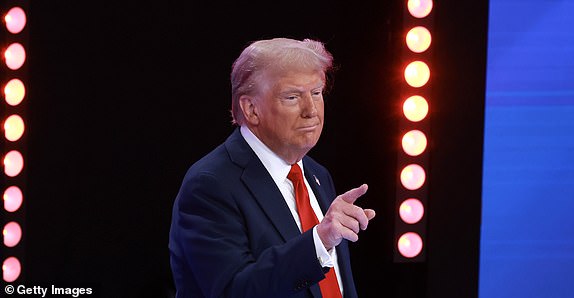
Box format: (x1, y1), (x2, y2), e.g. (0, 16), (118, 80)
(300, 139), (320, 151)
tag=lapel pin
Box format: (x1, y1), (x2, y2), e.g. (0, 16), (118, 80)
(313, 175), (321, 186)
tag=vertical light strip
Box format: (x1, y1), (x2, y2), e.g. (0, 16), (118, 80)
(2, 2), (28, 283)
(394, 0), (434, 262)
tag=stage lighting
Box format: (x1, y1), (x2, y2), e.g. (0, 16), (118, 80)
(3, 150), (24, 177)
(3, 186), (23, 212)
(400, 164), (426, 190)
(397, 232), (423, 258)
(4, 79), (26, 106)
(3, 222), (22, 247)
(2, 256), (21, 282)
(402, 130), (427, 156)
(404, 61), (430, 88)
(4, 7), (27, 34)
(399, 198), (424, 224)
(4, 43), (26, 70)
(406, 26), (431, 53)
(403, 95), (429, 122)
(395, 0), (434, 263)
(4, 114), (25, 142)
(408, 0), (433, 18)
(2, 4), (28, 283)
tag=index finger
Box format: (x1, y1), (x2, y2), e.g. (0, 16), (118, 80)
(339, 184), (368, 204)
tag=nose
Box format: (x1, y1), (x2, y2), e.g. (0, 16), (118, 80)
(300, 93), (318, 118)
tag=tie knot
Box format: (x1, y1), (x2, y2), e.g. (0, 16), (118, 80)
(287, 164), (303, 184)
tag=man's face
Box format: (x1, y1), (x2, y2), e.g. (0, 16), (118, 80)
(251, 67), (325, 163)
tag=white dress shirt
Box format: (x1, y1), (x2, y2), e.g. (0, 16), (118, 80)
(240, 126), (343, 295)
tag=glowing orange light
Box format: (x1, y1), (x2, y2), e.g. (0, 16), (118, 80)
(406, 26), (432, 53)
(399, 198), (425, 224)
(4, 43), (26, 70)
(400, 164), (426, 190)
(402, 130), (427, 156)
(398, 232), (423, 258)
(3, 186), (23, 212)
(2, 256), (21, 282)
(4, 150), (24, 177)
(4, 79), (26, 106)
(404, 61), (430, 88)
(3, 222), (22, 248)
(5, 7), (27, 34)
(408, 0), (433, 18)
(403, 95), (429, 122)
(4, 114), (25, 142)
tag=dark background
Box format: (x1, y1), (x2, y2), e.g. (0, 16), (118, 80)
(17, 1), (487, 297)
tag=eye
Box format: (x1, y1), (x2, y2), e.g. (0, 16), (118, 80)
(312, 89), (323, 98)
(282, 94), (300, 102)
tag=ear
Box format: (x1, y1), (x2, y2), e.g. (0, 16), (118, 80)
(239, 95), (260, 125)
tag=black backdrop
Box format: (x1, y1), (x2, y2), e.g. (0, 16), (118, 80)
(23, 1), (487, 297)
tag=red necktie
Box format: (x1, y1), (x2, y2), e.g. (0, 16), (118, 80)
(288, 164), (342, 298)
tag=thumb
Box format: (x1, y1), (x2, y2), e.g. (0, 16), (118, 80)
(364, 209), (376, 221)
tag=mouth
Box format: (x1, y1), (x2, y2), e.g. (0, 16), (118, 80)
(298, 124), (320, 132)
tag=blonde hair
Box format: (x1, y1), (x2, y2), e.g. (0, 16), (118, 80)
(230, 38), (334, 125)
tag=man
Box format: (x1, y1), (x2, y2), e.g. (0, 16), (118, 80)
(169, 37), (376, 298)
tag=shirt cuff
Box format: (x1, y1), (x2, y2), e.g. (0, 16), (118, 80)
(312, 226), (335, 267)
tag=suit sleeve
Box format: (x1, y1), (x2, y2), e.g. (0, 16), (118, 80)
(172, 171), (326, 298)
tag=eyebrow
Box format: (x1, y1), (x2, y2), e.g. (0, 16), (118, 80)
(279, 83), (325, 94)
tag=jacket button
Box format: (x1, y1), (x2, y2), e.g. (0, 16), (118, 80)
(295, 281), (310, 290)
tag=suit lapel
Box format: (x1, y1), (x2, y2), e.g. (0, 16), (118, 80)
(242, 164), (324, 296)
(303, 160), (333, 214)
(226, 130), (341, 298)
(241, 161), (302, 241)
(225, 129), (301, 242)
(303, 159), (358, 297)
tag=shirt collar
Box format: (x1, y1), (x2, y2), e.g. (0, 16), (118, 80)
(240, 125), (304, 184)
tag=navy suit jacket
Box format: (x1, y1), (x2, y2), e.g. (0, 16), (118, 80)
(169, 128), (358, 298)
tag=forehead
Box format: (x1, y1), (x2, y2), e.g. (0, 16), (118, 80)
(260, 65), (325, 91)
